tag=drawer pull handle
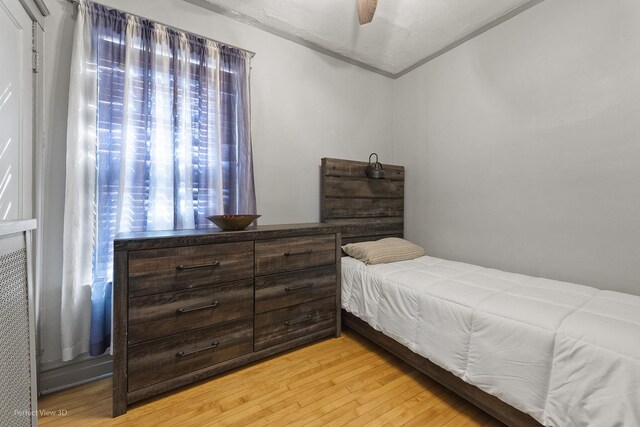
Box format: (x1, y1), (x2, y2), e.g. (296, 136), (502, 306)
(284, 314), (313, 326)
(176, 301), (219, 314)
(284, 249), (313, 257)
(176, 261), (220, 271)
(285, 283), (314, 292)
(176, 341), (219, 358)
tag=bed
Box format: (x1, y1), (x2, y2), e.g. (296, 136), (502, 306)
(320, 157), (640, 427)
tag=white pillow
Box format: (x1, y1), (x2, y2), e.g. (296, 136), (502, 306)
(342, 237), (425, 265)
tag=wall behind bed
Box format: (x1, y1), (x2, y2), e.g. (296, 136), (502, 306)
(39, 0), (394, 374)
(395, 0), (640, 296)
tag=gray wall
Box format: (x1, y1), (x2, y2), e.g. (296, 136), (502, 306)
(39, 0), (394, 366)
(395, 0), (640, 295)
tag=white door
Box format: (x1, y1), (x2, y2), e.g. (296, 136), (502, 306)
(0, 0), (33, 220)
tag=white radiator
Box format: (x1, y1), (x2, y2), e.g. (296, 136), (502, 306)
(0, 220), (37, 427)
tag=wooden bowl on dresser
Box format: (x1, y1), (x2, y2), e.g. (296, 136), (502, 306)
(206, 214), (261, 231)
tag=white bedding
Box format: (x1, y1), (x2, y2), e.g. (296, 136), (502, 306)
(341, 255), (640, 427)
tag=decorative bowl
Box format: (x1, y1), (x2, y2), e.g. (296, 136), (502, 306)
(207, 214), (261, 231)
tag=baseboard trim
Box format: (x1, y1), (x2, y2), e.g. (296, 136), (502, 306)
(39, 354), (113, 395)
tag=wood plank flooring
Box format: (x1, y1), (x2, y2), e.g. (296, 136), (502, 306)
(38, 331), (504, 426)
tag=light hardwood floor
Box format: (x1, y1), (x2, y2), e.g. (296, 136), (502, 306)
(39, 331), (504, 426)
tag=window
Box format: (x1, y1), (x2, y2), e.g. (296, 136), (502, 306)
(62, 2), (256, 358)
(93, 34), (244, 286)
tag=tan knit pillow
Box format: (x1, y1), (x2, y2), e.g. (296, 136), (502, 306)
(342, 238), (425, 265)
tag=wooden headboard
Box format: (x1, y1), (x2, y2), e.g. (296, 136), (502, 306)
(320, 157), (405, 244)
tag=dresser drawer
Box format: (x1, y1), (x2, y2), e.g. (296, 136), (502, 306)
(254, 297), (336, 351)
(128, 242), (254, 297)
(255, 266), (336, 314)
(255, 234), (335, 276)
(128, 318), (253, 392)
(128, 279), (253, 345)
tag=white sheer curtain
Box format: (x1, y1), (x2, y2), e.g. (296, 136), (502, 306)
(61, 0), (255, 361)
(61, 0), (96, 360)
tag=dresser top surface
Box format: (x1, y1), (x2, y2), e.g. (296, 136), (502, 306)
(115, 223), (340, 251)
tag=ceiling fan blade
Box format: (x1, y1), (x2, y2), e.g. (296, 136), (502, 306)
(357, 0), (378, 25)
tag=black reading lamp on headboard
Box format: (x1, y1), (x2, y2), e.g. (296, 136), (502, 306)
(365, 153), (386, 179)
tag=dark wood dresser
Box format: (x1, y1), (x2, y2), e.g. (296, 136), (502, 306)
(112, 223), (341, 416)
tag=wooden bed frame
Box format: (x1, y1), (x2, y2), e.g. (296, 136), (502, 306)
(320, 157), (542, 427)
(320, 157), (405, 244)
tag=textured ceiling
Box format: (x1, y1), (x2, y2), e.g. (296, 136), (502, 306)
(186, 0), (542, 78)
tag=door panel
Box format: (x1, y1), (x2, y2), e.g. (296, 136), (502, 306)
(0, 0), (33, 220)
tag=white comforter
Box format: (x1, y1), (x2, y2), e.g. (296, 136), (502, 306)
(341, 255), (640, 427)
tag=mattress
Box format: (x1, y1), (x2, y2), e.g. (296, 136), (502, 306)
(341, 255), (640, 427)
